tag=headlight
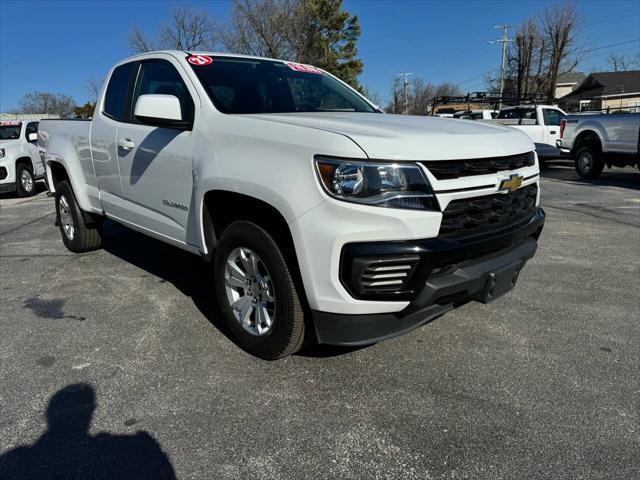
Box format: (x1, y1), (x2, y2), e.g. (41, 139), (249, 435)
(0, 148), (5, 159)
(315, 156), (437, 210)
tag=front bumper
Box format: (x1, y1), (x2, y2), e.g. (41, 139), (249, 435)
(311, 207), (545, 345)
(0, 181), (16, 194)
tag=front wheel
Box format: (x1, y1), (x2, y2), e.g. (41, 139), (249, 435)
(55, 181), (103, 253)
(575, 146), (605, 179)
(213, 221), (305, 360)
(16, 163), (36, 197)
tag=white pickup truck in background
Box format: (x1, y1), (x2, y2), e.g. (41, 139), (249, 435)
(38, 50), (545, 359)
(557, 113), (640, 178)
(0, 120), (44, 196)
(482, 105), (567, 161)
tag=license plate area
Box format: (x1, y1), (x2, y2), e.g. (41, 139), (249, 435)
(478, 260), (523, 303)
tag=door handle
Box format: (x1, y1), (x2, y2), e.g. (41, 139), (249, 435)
(118, 138), (135, 150)
(550, 130), (557, 134)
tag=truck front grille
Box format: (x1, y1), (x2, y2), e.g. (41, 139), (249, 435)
(439, 184), (538, 238)
(422, 152), (535, 180)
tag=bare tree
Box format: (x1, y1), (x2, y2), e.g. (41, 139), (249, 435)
(221, 0), (294, 58)
(127, 26), (155, 53)
(84, 78), (103, 105)
(510, 20), (542, 99)
(361, 86), (382, 107)
(15, 92), (76, 117)
(539, 0), (581, 99)
(607, 53), (640, 72)
(407, 78), (434, 115)
(127, 5), (216, 53)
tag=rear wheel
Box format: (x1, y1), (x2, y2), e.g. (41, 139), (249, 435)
(575, 145), (605, 179)
(55, 181), (103, 252)
(16, 163), (36, 197)
(213, 221), (305, 360)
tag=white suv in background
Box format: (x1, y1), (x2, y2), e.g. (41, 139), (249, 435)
(0, 120), (44, 196)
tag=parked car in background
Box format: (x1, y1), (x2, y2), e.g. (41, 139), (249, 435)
(482, 105), (567, 160)
(0, 120), (44, 196)
(453, 110), (498, 120)
(39, 50), (545, 359)
(557, 113), (640, 178)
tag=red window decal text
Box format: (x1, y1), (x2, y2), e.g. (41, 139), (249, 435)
(286, 63), (323, 74)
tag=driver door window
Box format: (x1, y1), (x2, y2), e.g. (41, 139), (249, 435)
(131, 61), (194, 125)
(542, 108), (564, 126)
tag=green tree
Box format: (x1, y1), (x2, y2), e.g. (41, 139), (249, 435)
(289, 0), (363, 89)
(74, 102), (95, 119)
(223, 0), (364, 89)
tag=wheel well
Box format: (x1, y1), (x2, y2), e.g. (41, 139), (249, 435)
(203, 190), (294, 256)
(574, 130), (601, 153)
(203, 190), (310, 312)
(49, 161), (70, 189)
(15, 156), (32, 171)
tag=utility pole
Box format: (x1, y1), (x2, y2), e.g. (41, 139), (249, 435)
(396, 73), (413, 114)
(489, 25), (513, 110)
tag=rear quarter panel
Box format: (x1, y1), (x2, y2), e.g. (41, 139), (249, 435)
(39, 120), (101, 212)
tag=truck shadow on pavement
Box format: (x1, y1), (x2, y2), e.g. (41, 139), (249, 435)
(0, 383), (176, 480)
(100, 221), (360, 358)
(541, 164), (640, 190)
(101, 220), (234, 342)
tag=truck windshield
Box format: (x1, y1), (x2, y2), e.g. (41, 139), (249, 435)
(188, 56), (376, 114)
(0, 123), (22, 140)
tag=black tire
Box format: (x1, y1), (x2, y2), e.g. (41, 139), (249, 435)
(213, 221), (305, 360)
(54, 180), (103, 253)
(15, 162), (36, 197)
(575, 145), (605, 179)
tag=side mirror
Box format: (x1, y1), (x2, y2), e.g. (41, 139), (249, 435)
(28, 133), (38, 142)
(134, 94), (189, 129)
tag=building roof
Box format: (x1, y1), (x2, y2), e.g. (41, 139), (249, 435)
(564, 70), (640, 99)
(556, 72), (585, 85)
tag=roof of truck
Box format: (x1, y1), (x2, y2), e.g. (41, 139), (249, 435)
(123, 50), (301, 65)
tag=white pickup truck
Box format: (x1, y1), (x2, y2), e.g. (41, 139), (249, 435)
(39, 51), (545, 359)
(482, 105), (567, 160)
(557, 113), (640, 178)
(0, 120), (45, 196)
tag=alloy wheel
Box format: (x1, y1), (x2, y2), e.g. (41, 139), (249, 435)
(224, 247), (276, 336)
(58, 195), (75, 241)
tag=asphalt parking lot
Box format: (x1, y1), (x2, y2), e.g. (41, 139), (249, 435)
(1, 164), (639, 480)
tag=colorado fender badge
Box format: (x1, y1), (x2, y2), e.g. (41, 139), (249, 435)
(187, 55), (213, 66)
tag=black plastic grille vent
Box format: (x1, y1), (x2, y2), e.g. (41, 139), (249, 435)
(422, 152), (535, 180)
(439, 184), (538, 238)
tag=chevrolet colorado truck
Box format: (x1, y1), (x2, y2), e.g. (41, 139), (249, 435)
(557, 113), (640, 178)
(0, 120), (44, 196)
(39, 51), (545, 359)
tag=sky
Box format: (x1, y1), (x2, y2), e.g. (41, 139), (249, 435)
(1, 0), (639, 111)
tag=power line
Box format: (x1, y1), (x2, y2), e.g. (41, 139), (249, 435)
(580, 38), (640, 54)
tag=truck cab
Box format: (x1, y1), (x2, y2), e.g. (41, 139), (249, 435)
(493, 105), (567, 158)
(0, 120), (44, 196)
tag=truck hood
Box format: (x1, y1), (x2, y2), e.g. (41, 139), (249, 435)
(0, 138), (19, 148)
(244, 112), (533, 160)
